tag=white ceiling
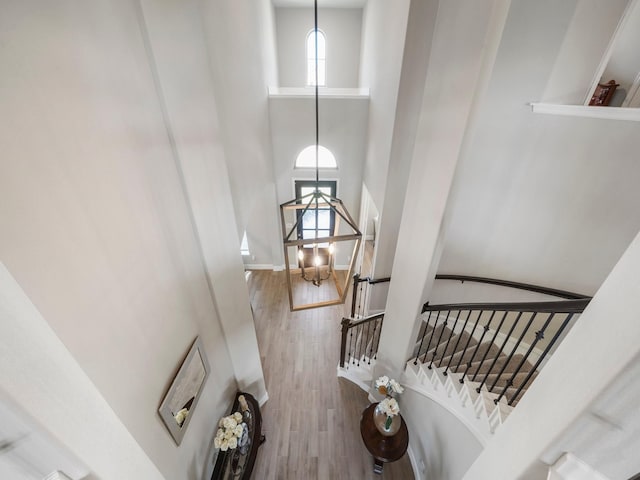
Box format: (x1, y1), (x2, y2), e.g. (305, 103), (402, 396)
(272, 0), (366, 8)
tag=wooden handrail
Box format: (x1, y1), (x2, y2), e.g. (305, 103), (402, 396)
(422, 298), (590, 314)
(351, 274), (391, 318)
(340, 313), (385, 368)
(434, 274), (591, 300)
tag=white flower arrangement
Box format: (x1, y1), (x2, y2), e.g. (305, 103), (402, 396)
(214, 412), (245, 451)
(379, 397), (400, 417)
(375, 375), (405, 397)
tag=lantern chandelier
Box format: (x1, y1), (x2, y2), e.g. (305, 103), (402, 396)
(279, 0), (362, 312)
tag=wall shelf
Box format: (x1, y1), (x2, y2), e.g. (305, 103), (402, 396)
(530, 103), (640, 122)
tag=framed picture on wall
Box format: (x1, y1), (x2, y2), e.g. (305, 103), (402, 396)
(158, 337), (210, 445)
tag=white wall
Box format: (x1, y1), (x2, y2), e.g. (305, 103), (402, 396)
(200, 0), (281, 270)
(359, 0), (411, 211)
(541, 0), (628, 105)
(439, 0), (640, 297)
(276, 7), (362, 87)
(140, 0), (267, 420)
(0, 264), (163, 479)
(602, 0), (640, 94)
(402, 389), (483, 480)
(0, 0), (261, 478)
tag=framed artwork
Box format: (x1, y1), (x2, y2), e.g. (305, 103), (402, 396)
(158, 337), (210, 445)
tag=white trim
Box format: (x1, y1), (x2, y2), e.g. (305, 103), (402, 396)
(623, 71), (640, 107)
(547, 452), (611, 480)
(336, 365), (373, 393)
(530, 102), (640, 121)
(401, 381), (490, 446)
(272, 264), (285, 272)
(406, 445), (422, 480)
(268, 86), (370, 99)
(258, 392), (269, 408)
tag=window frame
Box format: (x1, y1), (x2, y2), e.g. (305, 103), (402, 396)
(306, 28), (326, 87)
(294, 145), (338, 170)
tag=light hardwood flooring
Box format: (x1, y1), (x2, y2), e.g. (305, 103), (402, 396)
(248, 270), (414, 480)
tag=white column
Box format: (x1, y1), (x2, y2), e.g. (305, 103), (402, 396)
(376, 0), (512, 375)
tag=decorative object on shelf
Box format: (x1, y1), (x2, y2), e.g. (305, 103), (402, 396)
(214, 412), (245, 452)
(211, 392), (265, 480)
(589, 79), (619, 106)
(158, 337), (210, 445)
(278, 0), (362, 312)
(373, 376), (404, 436)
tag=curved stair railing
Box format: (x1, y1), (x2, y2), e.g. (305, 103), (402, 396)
(411, 275), (591, 407)
(415, 298), (590, 406)
(339, 274), (592, 435)
(337, 274), (592, 439)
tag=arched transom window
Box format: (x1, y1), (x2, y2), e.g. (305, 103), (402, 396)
(295, 145), (337, 169)
(306, 29), (326, 86)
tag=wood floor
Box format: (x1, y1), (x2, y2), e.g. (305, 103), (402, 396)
(248, 270), (414, 480)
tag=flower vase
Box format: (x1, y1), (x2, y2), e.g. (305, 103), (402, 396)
(373, 402), (401, 436)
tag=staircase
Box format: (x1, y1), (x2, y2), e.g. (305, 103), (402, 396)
(338, 275), (591, 443)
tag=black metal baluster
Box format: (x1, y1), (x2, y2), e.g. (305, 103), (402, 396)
(348, 321), (355, 366)
(508, 313), (575, 406)
(441, 310), (462, 376)
(471, 311), (508, 382)
(357, 324), (365, 366)
(414, 311), (433, 365)
(428, 310), (451, 369)
(350, 274), (359, 318)
(367, 319), (377, 364)
(460, 310), (496, 382)
(373, 316), (383, 359)
(445, 310), (474, 375)
(476, 311), (524, 393)
(365, 315), (374, 362)
(496, 313), (555, 404)
(357, 282), (364, 318)
(339, 318), (350, 368)
(421, 309), (441, 364)
(489, 312), (538, 394)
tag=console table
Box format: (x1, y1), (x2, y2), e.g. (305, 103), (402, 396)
(359, 402), (409, 474)
(211, 392), (265, 480)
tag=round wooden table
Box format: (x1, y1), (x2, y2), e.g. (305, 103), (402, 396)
(359, 403), (409, 474)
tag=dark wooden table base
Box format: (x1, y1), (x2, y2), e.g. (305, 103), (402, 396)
(359, 403), (409, 474)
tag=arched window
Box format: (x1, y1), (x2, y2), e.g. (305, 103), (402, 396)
(295, 145), (337, 169)
(306, 29), (326, 86)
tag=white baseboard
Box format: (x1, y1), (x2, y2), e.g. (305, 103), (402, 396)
(258, 391), (269, 407)
(244, 264), (274, 270)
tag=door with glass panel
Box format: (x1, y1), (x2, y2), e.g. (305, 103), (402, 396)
(295, 180), (336, 268)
